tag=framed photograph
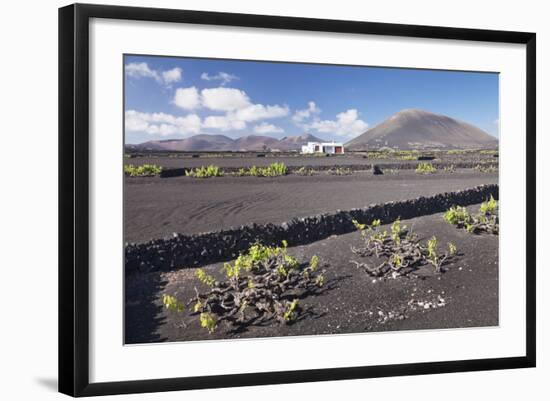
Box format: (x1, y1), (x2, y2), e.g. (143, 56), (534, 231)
(59, 3), (536, 397)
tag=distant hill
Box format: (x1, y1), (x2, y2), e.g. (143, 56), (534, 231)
(277, 134), (325, 150)
(233, 135), (280, 151)
(345, 109), (498, 150)
(127, 133), (326, 152)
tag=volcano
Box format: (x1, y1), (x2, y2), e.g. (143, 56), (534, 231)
(345, 109), (498, 150)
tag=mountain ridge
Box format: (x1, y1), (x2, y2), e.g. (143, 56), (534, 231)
(127, 133), (326, 152)
(345, 109), (498, 150)
(127, 109), (498, 152)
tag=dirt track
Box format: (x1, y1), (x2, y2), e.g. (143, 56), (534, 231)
(125, 206), (498, 344)
(124, 170), (498, 243)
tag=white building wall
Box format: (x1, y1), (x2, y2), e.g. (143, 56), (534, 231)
(301, 141), (344, 154)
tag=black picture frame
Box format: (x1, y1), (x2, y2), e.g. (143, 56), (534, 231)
(59, 3), (536, 397)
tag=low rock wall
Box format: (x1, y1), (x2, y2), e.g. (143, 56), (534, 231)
(125, 184), (498, 274)
(159, 162), (498, 177)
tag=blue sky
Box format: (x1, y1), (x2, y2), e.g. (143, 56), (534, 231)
(124, 54), (499, 144)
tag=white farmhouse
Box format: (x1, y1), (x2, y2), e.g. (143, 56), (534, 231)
(301, 141), (345, 155)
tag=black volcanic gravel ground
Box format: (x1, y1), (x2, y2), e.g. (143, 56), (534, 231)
(124, 170), (498, 243)
(125, 206), (498, 344)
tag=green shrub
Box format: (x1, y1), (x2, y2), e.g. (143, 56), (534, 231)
(415, 162), (437, 174)
(248, 165), (260, 176)
(474, 164), (498, 173)
(185, 165), (224, 178)
(443, 165), (456, 173)
(199, 312), (217, 333)
(235, 168), (248, 176)
(443, 206), (471, 226)
(162, 294), (185, 312)
(366, 151), (389, 159)
(327, 167), (352, 175)
(444, 199), (498, 235)
(390, 218), (408, 245)
(426, 236), (438, 264)
(261, 162), (287, 176)
(196, 269), (216, 286)
(395, 150), (419, 156)
(237, 162), (288, 177)
(188, 241), (325, 333)
(447, 242), (457, 256)
(479, 195), (498, 214)
(124, 164), (163, 177)
(283, 299), (300, 322)
(295, 166), (316, 176)
(351, 218), (458, 275)
(447, 149), (467, 155)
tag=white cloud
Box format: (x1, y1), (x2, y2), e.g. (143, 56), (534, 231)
(201, 87), (251, 111)
(128, 85), (289, 136)
(203, 115), (246, 131)
(173, 87), (200, 110)
(200, 87), (288, 121)
(144, 124), (178, 136)
(253, 123), (284, 135)
(125, 62), (160, 81)
(201, 72), (239, 86)
(125, 62), (182, 85)
(292, 101), (321, 124)
(125, 110), (201, 136)
(125, 110), (151, 132)
(162, 67), (182, 84)
(232, 104), (289, 122)
(200, 89), (288, 132)
(308, 109), (368, 138)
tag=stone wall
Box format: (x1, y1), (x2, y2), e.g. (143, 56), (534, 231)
(125, 184), (498, 274)
(159, 162), (498, 177)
